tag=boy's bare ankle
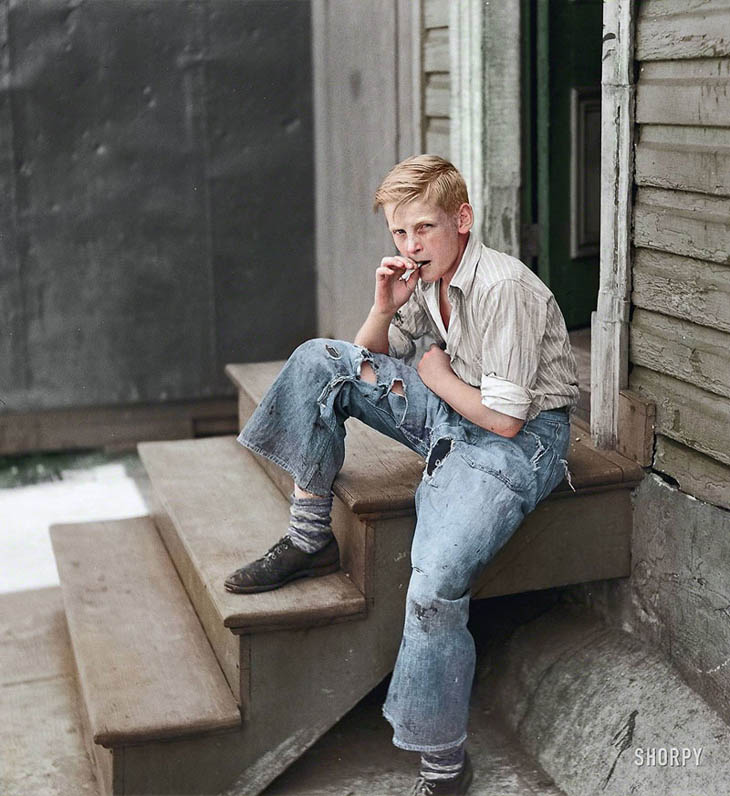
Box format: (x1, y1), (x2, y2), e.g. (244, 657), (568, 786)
(293, 484), (321, 500)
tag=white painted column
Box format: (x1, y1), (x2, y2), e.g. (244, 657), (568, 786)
(450, 1), (521, 255)
(592, 0), (636, 449)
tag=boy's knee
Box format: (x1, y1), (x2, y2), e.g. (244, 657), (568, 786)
(360, 361), (377, 384)
(359, 360), (405, 396)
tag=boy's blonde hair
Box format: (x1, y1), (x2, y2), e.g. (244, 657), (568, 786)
(373, 154), (469, 215)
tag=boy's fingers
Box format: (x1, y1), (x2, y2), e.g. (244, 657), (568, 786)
(380, 256), (415, 270)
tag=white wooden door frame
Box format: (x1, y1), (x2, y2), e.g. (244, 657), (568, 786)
(591, 0), (636, 450)
(451, 0), (635, 450)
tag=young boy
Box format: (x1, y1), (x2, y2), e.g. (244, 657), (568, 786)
(225, 155), (579, 795)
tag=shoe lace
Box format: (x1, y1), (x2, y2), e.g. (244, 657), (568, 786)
(262, 537), (291, 562)
(411, 777), (436, 796)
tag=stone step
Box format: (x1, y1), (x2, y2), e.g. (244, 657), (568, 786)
(225, 360), (645, 599)
(486, 605), (730, 795)
(138, 436), (367, 704)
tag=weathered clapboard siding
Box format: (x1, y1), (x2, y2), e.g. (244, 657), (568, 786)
(630, 2), (730, 500)
(635, 125), (730, 196)
(423, 26), (449, 72)
(631, 308), (730, 399)
(633, 187), (730, 265)
(632, 249), (730, 333)
(630, 366), (730, 468)
(654, 435), (730, 512)
(423, 0), (448, 29)
(637, 0), (730, 61)
(636, 59), (730, 127)
(424, 72), (449, 118)
(425, 116), (449, 157)
(422, 1), (449, 158)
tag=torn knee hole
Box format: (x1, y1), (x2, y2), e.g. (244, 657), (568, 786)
(390, 378), (405, 396)
(359, 360), (377, 384)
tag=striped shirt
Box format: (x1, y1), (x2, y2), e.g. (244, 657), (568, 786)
(388, 234), (579, 421)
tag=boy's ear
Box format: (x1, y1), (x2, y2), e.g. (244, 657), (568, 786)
(456, 203), (474, 234)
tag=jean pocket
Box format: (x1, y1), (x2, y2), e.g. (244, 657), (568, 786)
(459, 440), (533, 495)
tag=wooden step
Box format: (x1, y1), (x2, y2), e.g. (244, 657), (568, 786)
(49, 517), (241, 750)
(226, 360), (645, 599)
(138, 436), (367, 703)
(226, 361), (643, 512)
(226, 360), (425, 514)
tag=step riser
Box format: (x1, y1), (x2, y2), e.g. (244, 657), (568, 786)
(70, 636), (117, 796)
(473, 487), (632, 598)
(150, 499), (244, 706)
(94, 512), (413, 795)
(236, 510), (415, 794)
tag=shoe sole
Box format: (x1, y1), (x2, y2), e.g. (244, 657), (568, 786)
(223, 560), (341, 594)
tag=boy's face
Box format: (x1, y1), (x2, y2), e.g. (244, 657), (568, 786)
(383, 197), (473, 285)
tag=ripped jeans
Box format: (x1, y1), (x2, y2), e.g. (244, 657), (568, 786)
(237, 338), (572, 752)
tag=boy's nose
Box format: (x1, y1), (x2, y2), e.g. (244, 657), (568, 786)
(406, 236), (422, 256)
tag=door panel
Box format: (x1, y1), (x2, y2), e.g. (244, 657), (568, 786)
(529, 0), (603, 329)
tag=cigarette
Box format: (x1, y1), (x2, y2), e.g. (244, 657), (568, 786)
(399, 263), (420, 281)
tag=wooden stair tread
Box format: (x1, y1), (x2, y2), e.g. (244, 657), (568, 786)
(226, 361), (644, 513)
(50, 517), (241, 748)
(138, 436), (367, 632)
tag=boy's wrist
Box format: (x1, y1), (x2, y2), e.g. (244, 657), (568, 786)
(369, 305), (396, 323)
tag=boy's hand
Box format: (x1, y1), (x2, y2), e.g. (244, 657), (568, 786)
(374, 256), (420, 316)
(417, 344), (453, 389)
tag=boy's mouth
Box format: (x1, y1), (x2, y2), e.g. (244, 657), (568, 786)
(414, 260), (431, 268)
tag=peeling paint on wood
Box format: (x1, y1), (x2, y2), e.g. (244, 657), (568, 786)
(632, 248), (730, 333)
(617, 388), (655, 467)
(634, 187), (730, 265)
(636, 124), (730, 197)
(631, 308), (730, 399)
(593, 0), (635, 450)
(637, 59), (730, 127)
(654, 434), (730, 511)
(630, 365), (730, 467)
(637, 2), (730, 60)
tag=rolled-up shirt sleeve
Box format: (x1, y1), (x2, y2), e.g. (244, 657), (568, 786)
(479, 280), (548, 420)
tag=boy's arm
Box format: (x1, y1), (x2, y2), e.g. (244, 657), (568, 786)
(353, 306), (393, 354)
(418, 345), (525, 438)
(354, 256), (421, 353)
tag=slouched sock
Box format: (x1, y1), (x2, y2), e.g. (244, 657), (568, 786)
(420, 741), (466, 782)
(285, 492), (334, 553)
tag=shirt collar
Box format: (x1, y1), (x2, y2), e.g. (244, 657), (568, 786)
(447, 232), (481, 294)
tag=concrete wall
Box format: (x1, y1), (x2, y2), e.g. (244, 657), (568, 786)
(0, 0), (315, 413)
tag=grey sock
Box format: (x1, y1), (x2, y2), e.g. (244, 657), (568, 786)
(420, 742), (466, 782)
(285, 493), (334, 553)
